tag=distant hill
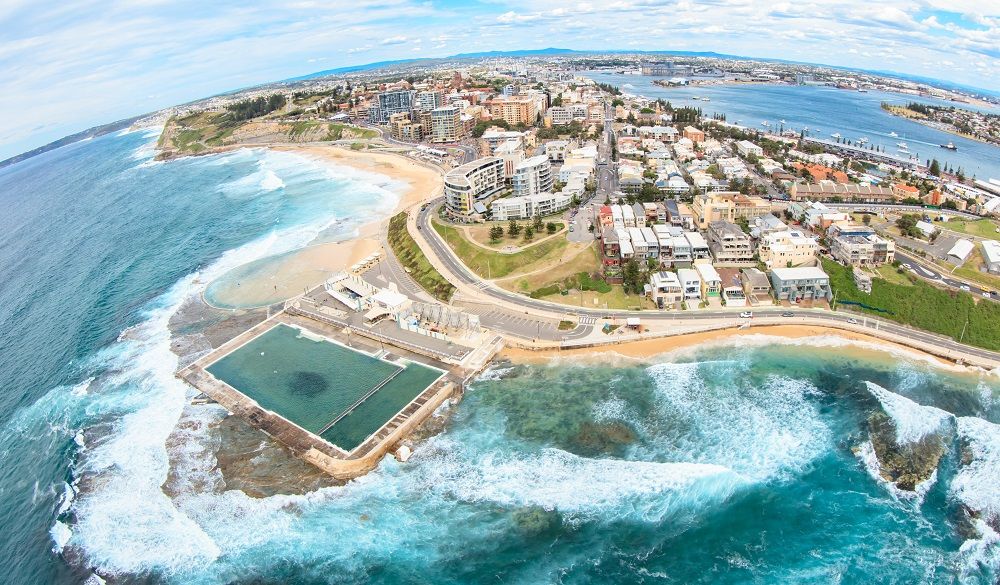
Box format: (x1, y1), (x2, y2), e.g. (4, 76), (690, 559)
(0, 115), (145, 170)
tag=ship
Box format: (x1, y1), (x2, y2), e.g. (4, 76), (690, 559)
(831, 132), (842, 139)
(859, 137), (869, 144)
(889, 131), (899, 137)
(896, 142), (908, 149)
(761, 121), (770, 127)
(940, 142), (957, 150)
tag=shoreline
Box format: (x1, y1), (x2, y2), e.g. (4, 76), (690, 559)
(501, 324), (974, 373)
(201, 144), (443, 309)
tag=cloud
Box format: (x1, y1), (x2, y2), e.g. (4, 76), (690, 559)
(0, 0), (997, 161)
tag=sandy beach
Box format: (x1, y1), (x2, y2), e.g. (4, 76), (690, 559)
(501, 324), (961, 370)
(204, 145), (442, 308)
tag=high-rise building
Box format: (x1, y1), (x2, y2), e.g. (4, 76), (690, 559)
(416, 90), (444, 111)
(488, 96), (537, 126)
(511, 155), (553, 198)
(431, 106), (462, 143)
(367, 90), (416, 125)
(444, 157), (506, 217)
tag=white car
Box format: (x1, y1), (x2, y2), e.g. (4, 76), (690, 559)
(739, 311), (753, 318)
(959, 285), (971, 292)
(848, 318), (859, 324)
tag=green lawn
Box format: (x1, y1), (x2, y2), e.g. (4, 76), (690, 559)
(388, 213), (454, 301)
(873, 264), (916, 287)
(433, 219), (568, 279)
(823, 258), (1000, 351)
(936, 218), (1000, 239)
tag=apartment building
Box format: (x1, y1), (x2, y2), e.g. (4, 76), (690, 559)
(828, 225), (895, 266)
(682, 126), (705, 143)
(647, 271), (683, 309)
(757, 230), (819, 269)
(494, 140), (524, 179)
(788, 182), (898, 203)
(490, 192), (571, 221)
(512, 155), (554, 198)
(444, 157), (506, 218)
(769, 266), (832, 302)
(548, 106), (573, 125)
(368, 90), (415, 125)
(707, 221), (755, 266)
(416, 90), (444, 111)
(736, 140), (764, 158)
(489, 96), (538, 126)
(430, 106), (462, 143)
(691, 192), (772, 230)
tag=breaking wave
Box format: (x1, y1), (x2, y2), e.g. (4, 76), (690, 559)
(865, 381), (953, 445)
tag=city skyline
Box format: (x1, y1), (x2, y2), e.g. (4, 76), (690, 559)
(1, 0), (998, 161)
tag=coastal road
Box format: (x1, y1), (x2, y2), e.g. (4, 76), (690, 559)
(894, 251), (995, 298)
(412, 200), (1000, 364)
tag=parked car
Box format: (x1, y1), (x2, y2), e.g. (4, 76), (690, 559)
(848, 318), (859, 324)
(739, 311), (753, 318)
(959, 285), (971, 291)
(781, 312), (793, 317)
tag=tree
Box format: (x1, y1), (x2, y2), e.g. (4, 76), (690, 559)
(533, 214), (544, 232)
(524, 225), (535, 241)
(896, 214), (921, 238)
(622, 259), (642, 294)
(489, 225), (504, 242)
(929, 159), (942, 177)
(546, 222), (558, 234)
(507, 220), (521, 238)
(862, 214), (872, 225)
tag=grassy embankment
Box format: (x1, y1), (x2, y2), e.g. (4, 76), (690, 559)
(823, 258), (1000, 351)
(935, 218), (1000, 239)
(387, 213), (454, 302)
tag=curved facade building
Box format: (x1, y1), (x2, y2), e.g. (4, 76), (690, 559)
(444, 157), (505, 218)
(511, 155), (553, 198)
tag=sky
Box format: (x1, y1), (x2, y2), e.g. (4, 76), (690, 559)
(0, 0), (998, 161)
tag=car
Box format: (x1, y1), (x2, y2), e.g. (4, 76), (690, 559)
(739, 311), (753, 318)
(983, 291), (992, 298)
(848, 318), (859, 324)
(959, 285), (970, 291)
(781, 312), (793, 317)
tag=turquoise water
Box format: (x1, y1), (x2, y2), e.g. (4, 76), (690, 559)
(0, 128), (998, 584)
(585, 72), (1000, 181)
(206, 323), (442, 450)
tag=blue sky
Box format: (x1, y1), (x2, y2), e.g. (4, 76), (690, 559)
(0, 0), (998, 161)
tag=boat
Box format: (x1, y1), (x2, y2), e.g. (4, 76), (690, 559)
(859, 137), (869, 144)
(701, 97), (710, 102)
(940, 141), (957, 150)
(831, 132), (842, 139)
(896, 142), (908, 148)
(889, 131), (898, 137)
(780, 119), (787, 124)
(897, 147), (910, 153)
(761, 121), (770, 127)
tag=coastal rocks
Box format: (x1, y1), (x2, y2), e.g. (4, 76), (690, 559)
(860, 381), (954, 495)
(511, 505), (563, 537)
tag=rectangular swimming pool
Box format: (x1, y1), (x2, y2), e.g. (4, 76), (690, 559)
(206, 323), (443, 451)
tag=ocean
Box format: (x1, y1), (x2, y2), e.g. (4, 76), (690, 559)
(0, 129), (998, 584)
(584, 71), (1000, 181)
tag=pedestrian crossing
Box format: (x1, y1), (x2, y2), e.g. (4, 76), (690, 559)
(577, 315), (597, 325)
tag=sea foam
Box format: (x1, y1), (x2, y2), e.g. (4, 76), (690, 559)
(864, 381), (953, 445)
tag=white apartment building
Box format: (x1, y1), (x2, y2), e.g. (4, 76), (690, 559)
(736, 140), (764, 158)
(511, 155), (554, 198)
(758, 230), (819, 269)
(548, 107), (573, 125)
(491, 192), (571, 221)
(494, 140), (524, 179)
(444, 157), (506, 217)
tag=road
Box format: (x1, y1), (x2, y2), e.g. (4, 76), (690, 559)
(412, 199), (1000, 364)
(895, 251), (995, 297)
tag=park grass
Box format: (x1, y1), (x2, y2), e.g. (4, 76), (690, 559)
(387, 213), (454, 302)
(432, 218), (568, 279)
(823, 258), (1000, 351)
(935, 218), (1000, 239)
(505, 244), (601, 292)
(539, 285), (653, 311)
(469, 222), (566, 247)
(873, 264), (916, 287)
